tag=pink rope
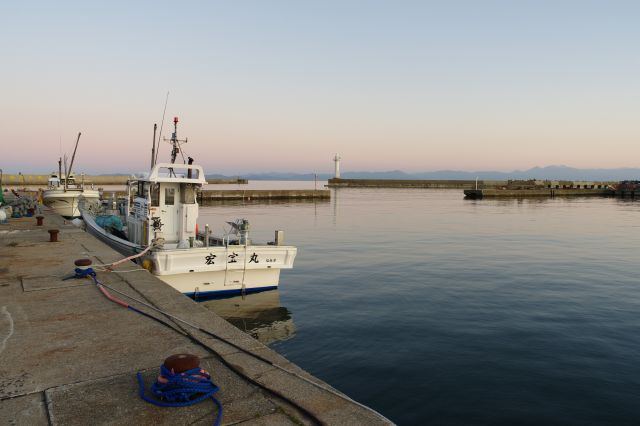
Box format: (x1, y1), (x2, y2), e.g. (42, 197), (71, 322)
(106, 245), (153, 270)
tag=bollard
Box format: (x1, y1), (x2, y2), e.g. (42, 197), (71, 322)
(163, 353), (200, 373)
(48, 229), (59, 242)
(74, 258), (92, 269)
(36, 215), (44, 226)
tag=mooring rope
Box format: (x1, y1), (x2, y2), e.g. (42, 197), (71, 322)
(89, 244), (154, 270)
(72, 267), (223, 425)
(136, 365), (222, 425)
(71, 267), (392, 425)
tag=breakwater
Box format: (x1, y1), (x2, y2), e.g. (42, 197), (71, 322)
(198, 189), (330, 201)
(327, 178), (492, 188)
(327, 178), (620, 190)
(464, 188), (614, 199)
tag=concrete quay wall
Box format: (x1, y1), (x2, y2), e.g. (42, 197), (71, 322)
(0, 210), (388, 425)
(468, 188), (614, 198)
(199, 189), (330, 201)
(327, 178), (494, 188)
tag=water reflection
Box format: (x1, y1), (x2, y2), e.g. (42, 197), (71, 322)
(200, 291), (295, 345)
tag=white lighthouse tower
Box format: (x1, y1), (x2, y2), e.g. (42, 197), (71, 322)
(333, 153), (341, 179)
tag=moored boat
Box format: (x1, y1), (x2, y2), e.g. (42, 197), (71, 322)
(81, 117), (297, 299)
(42, 133), (99, 218)
(42, 172), (100, 218)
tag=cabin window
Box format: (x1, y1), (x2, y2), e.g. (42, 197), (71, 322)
(181, 184), (196, 204)
(150, 183), (160, 206)
(165, 188), (175, 205)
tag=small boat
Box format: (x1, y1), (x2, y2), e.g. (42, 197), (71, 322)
(42, 133), (99, 218)
(81, 117), (297, 299)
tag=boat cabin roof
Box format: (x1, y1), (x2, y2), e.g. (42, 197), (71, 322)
(141, 163), (207, 185)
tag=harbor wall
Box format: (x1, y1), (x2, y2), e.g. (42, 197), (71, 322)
(198, 189), (330, 201)
(327, 178), (495, 188)
(478, 188), (614, 197)
(328, 178), (619, 191)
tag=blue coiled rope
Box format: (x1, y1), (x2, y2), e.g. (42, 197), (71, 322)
(72, 267), (223, 425)
(137, 366), (222, 426)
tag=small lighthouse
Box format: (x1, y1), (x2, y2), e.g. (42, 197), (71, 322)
(333, 154), (341, 179)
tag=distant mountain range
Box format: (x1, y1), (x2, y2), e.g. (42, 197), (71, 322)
(206, 166), (640, 181)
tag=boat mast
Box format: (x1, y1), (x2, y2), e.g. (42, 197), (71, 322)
(151, 123), (157, 170)
(67, 132), (82, 181)
(168, 116), (187, 165)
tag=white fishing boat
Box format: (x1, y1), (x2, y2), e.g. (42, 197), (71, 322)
(42, 172), (100, 218)
(42, 133), (99, 218)
(81, 117), (297, 299)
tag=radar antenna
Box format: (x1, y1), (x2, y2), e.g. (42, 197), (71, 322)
(164, 116), (188, 164)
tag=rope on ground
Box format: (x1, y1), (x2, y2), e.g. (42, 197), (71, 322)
(71, 267), (391, 425)
(72, 267), (223, 425)
(136, 364), (222, 426)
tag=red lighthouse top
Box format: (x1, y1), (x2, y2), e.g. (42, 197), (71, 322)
(174, 116), (179, 123)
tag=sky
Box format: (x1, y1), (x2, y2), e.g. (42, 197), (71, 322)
(1, 0), (639, 175)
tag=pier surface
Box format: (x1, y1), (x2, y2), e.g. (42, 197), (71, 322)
(0, 211), (388, 425)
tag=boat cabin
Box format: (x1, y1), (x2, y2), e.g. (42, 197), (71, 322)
(47, 173), (84, 189)
(125, 163), (206, 249)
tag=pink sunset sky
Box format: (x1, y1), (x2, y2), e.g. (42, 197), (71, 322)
(2, 1), (639, 175)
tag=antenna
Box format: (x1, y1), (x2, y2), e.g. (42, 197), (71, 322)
(164, 116), (188, 164)
(155, 92), (170, 165)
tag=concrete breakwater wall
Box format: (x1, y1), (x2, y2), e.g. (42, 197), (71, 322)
(199, 189), (330, 201)
(84, 189), (330, 202)
(2, 174), (247, 186)
(327, 178), (497, 189)
(465, 188), (614, 198)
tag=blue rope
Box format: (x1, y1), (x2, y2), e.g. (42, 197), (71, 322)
(137, 366), (222, 425)
(69, 267), (223, 424)
(74, 267), (96, 279)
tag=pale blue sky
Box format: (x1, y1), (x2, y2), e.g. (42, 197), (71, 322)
(2, 1), (639, 174)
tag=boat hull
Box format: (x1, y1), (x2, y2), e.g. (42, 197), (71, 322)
(43, 190), (100, 218)
(81, 208), (297, 299)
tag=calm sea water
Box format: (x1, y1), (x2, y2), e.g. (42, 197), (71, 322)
(199, 186), (640, 425)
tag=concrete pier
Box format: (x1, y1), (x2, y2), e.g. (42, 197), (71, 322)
(0, 211), (389, 425)
(464, 188), (614, 199)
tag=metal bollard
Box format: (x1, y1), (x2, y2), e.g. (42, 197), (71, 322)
(164, 353), (200, 373)
(48, 229), (59, 242)
(36, 215), (44, 226)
